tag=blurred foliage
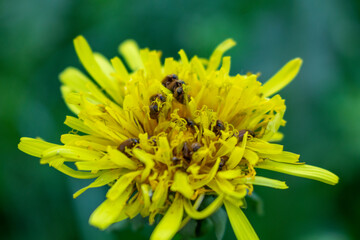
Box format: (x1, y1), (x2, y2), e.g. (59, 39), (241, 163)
(1, 0), (359, 239)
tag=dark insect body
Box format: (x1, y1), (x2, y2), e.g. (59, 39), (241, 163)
(162, 74), (178, 88)
(149, 94), (166, 119)
(182, 142), (202, 161)
(213, 120), (225, 135)
(219, 156), (229, 170)
(162, 74), (187, 103)
(236, 129), (255, 142)
(186, 118), (196, 128)
(173, 86), (185, 103)
(118, 138), (140, 155)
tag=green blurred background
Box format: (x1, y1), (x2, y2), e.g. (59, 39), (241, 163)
(1, 0), (359, 239)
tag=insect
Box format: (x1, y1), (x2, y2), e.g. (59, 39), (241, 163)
(191, 142), (202, 152)
(161, 74), (187, 104)
(236, 129), (255, 142)
(162, 74), (178, 88)
(148, 135), (157, 145)
(117, 138), (140, 155)
(173, 86), (185, 103)
(150, 93), (166, 103)
(182, 142), (202, 161)
(149, 103), (160, 119)
(213, 120), (225, 135)
(186, 118), (196, 128)
(218, 156), (229, 170)
(167, 80), (185, 93)
(171, 157), (181, 165)
(182, 142), (192, 161)
(149, 94), (166, 119)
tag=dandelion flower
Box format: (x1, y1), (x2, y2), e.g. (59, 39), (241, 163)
(18, 36), (339, 240)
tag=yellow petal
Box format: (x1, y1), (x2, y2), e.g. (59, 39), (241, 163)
(217, 169), (242, 179)
(184, 194), (224, 219)
(59, 67), (91, 93)
(138, 133), (153, 152)
(262, 109), (285, 141)
(150, 172), (169, 211)
(150, 194), (184, 240)
(140, 49), (162, 79)
(246, 139), (283, 155)
(224, 200), (259, 240)
(60, 134), (113, 152)
(93, 53), (116, 81)
(73, 169), (122, 198)
(106, 171), (141, 200)
(107, 146), (138, 170)
(192, 56), (206, 81)
(140, 184), (152, 216)
(132, 148), (155, 182)
(178, 49), (189, 66)
(179, 194), (204, 230)
(89, 185), (133, 230)
(73, 36), (122, 104)
(220, 56), (231, 75)
(171, 171), (194, 199)
(243, 149), (259, 165)
(233, 176), (288, 189)
(155, 136), (171, 165)
(124, 193), (142, 219)
(60, 86), (81, 114)
(114, 211), (129, 223)
(216, 136), (238, 158)
(53, 163), (101, 179)
(18, 137), (58, 158)
(42, 146), (104, 161)
(164, 57), (176, 75)
(226, 146), (245, 169)
(44, 156), (65, 167)
(118, 39), (143, 71)
(75, 159), (118, 171)
(256, 160), (339, 185)
(262, 58), (302, 97)
(207, 39), (236, 72)
(191, 157), (221, 189)
(258, 151), (300, 163)
(215, 177), (247, 201)
(64, 116), (98, 135)
(111, 57), (129, 82)
(269, 132), (284, 142)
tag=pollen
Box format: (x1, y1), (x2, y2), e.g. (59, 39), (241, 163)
(18, 36), (338, 240)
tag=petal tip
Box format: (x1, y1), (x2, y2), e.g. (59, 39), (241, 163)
(292, 57), (303, 66)
(73, 35), (85, 44)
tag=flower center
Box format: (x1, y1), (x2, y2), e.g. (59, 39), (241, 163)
(117, 74), (256, 180)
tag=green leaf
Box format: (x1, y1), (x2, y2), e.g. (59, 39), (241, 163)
(209, 207), (227, 240)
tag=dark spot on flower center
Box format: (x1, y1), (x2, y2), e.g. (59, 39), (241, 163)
(118, 138), (140, 156)
(219, 156), (229, 170)
(213, 120), (225, 135)
(236, 129), (255, 142)
(161, 74), (187, 104)
(182, 141), (202, 161)
(149, 94), (166, 119)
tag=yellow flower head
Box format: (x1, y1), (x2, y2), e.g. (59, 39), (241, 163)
(18, 36), (338, 240)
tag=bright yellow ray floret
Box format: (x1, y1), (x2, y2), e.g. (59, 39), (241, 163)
(18, 35), (338, 240)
